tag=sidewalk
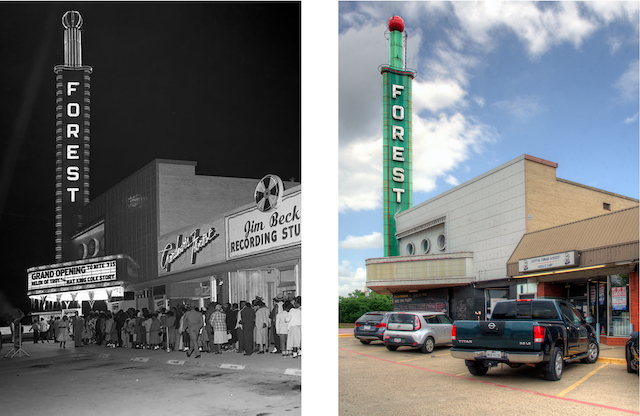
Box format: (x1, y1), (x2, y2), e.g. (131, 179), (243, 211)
(2, 341), (302, 376)
(339, 327), (627, 364)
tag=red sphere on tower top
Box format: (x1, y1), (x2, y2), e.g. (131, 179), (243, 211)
(388, 15), (405, 32)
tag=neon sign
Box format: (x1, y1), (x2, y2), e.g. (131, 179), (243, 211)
(160, 227), (220, 272)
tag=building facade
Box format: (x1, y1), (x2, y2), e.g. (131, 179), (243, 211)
(27, 159), (301, 313)
(366, 154), (638, 345)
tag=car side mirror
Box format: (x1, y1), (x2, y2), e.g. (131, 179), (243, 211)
(584, 317), (593, 324)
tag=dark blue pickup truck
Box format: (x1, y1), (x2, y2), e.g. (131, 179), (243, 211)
(450, 299), (599, 381)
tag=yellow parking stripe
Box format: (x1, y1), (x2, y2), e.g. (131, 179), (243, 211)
(557, 363), (608, 397)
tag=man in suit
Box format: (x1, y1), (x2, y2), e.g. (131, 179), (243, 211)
(182, 304), (203, 358)
(239, 301), (255, 355)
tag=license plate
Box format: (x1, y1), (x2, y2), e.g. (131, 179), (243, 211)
(364, 325), (372, 330)
(486, 350), (502, 358)
(394, 338), (402, 343)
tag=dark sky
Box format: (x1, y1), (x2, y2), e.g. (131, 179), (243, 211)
(0, 2), (301, 314)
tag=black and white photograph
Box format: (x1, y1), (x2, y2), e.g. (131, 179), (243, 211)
(0, 2), (309, 415)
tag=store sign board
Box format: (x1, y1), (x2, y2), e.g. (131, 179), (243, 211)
(157, 218), (225, 275)
(28, 259), (117, 291)
(226, 190), (300, 259)
(612, 287), (627, 311)
(518, 250), (579, 273)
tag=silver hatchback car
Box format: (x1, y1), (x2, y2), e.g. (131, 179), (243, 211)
(383, 311), (453, 353)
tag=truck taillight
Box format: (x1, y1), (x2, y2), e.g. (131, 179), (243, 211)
(534, 325), (545, 343)
(452, 324), (457, 341)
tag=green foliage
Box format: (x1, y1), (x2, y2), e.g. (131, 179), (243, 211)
(339, 290), (393, 323)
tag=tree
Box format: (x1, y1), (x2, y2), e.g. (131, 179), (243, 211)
(339, 290), (392, 323)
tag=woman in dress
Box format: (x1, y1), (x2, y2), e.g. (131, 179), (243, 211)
(57, 315), (71, 348)
(285, 299), (301, 358)
(210, 304), (227, 354)
(148, 313), (161, 350)
(254, 301), (270, 354)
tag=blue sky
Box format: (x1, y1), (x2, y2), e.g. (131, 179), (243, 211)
(338, 1), (639, 297)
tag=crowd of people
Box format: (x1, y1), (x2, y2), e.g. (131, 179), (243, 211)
(27, 294), (302, 358)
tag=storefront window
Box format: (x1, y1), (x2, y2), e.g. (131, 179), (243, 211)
(609, 274), (630, 337)
(485, 289), (508, 319)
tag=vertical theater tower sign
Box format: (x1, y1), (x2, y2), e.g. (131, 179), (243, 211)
(54, 10), (92, 262)
(381, 16), (416, 257)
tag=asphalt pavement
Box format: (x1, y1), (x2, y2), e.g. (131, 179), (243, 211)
(2, 340), (302, 377)
(338, 327), (628, 364)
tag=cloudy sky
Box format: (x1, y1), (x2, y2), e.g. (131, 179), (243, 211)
(338, 1), (639, 297)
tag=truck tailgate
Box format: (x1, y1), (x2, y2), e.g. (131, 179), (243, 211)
(455, 321), (538, 351)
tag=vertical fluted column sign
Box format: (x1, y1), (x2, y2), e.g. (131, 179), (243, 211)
(54, 11), (93, 262)
(381, 16), (415, 257)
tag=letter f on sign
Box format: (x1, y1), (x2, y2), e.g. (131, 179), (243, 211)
(67, 81), (80, 96)
(392, 84), (404, 99)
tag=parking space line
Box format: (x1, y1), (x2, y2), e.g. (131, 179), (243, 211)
(340, 347), (640, 415)
(556, 363), (608, 397)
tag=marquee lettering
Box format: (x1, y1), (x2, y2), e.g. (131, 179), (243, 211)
(390, 83), (407, 203)
(64, 80), (82, 203)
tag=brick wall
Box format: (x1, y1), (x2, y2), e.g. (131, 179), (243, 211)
(537, 282), (565, 298)
(631, 270), (639, 332)
(525, 158), (639, 233)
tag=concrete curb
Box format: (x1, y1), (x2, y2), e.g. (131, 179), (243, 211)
(596, 357), (626, 365)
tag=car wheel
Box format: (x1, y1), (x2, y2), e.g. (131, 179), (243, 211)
(543, 346), (564, 381)
(627, 344), (639, 374)
(421, 337), (435, 354)
(359, 339), (371, 345)
(581, 338), (599, 363)
(386, 345), (398, 351)
(465, 360), (488, 376)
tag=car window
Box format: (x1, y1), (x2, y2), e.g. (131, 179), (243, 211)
(491, 302), (516, 319)
(388, 314), (414, 324)
(559, 304), (582, 325)
(424, 315), (439, 324)
(357, 314), (385, 323)
(437, 315), (452, 324)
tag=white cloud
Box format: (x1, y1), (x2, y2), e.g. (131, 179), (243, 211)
(493, 95), (544, 123)
(338, 260), (367, 297)
(624, 112), (639, 124)
(412, 113), (498, 194)
(338, 138), (382, 212)
(339, 232), (383, 249)
(451, 2), (600, 58)
(413, 79), (468, 114)
(613, 59), (640, 103)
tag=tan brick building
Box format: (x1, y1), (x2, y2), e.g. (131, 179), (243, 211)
(366, 154), (638, 345)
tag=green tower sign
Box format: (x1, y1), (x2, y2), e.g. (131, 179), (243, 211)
(381, 16), (415, 257)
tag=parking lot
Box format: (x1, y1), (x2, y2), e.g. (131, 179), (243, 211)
(339, 334), (639, 415)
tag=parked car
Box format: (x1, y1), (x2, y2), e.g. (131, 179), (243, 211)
(383, 311), (453, 353)
(354, 311), (390, 344)
(450, 299), (599, 381)
(626, 331), (639, 374)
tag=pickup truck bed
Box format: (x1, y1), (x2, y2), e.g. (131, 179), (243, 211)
(450, 299), (599, 380)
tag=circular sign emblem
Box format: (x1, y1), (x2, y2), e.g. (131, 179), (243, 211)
(254, 174), (283, 212)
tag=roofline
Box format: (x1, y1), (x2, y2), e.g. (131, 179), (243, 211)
(557, 178), (639, 203)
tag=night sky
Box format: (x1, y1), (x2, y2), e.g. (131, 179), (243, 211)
(0, 2), (301, 316)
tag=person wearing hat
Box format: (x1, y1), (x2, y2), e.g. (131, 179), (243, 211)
(210, 304), (227, 354)
(270, 293), (285, 353)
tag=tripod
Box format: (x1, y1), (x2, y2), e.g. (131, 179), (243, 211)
(5, 323), (30, 358)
